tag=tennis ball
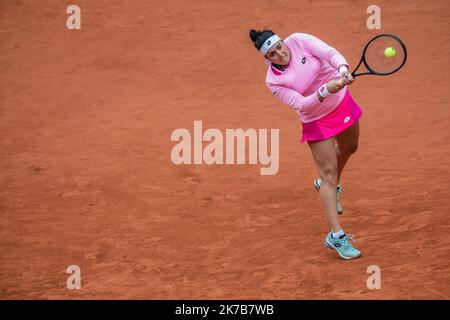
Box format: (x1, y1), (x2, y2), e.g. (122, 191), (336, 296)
(384, 47), (396, 58)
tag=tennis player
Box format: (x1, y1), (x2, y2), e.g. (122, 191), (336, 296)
(249, 29), (362, 260)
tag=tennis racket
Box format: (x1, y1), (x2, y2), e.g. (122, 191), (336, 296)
(350, 33), (407, 78)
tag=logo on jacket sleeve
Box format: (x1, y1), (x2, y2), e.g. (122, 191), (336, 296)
(302, 57), (306, 64)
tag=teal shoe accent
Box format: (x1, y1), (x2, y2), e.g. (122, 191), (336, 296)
(314, 178), (344, 215)
(324, 232), (361, 260)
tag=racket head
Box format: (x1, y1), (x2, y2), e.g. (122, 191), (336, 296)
(352, 34), (407, 77)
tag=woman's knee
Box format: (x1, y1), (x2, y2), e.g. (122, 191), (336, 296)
(338, 141), (358, 155)
(348, 142), (358, 154)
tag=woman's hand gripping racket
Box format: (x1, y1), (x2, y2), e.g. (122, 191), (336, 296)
(340, 33), (407, 84)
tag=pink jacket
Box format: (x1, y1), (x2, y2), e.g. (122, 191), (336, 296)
(265, 33), (349, 123)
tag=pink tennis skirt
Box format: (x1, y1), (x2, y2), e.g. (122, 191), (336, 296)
(300, 89), (363, 143)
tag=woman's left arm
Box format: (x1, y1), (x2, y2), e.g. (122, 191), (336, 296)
(297, 33), (349, 72)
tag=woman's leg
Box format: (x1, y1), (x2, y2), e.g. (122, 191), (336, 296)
(335, 121), (360, 183)
(308, 137), (341, 232)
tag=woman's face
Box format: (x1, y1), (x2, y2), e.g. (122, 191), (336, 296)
(265, 40), (291, 65)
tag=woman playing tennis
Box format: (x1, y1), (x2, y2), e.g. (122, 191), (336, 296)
(249, 29), (362, 260)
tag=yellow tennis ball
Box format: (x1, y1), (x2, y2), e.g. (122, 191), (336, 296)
(384, 47), (396, 58)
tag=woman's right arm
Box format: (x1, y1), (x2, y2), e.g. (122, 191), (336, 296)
(267, 84), (322, 113)
(267, 80), (347, 112)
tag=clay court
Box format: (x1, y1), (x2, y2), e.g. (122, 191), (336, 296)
(1, 0), (449, 299)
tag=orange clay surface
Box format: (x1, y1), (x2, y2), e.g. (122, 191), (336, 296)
(0, 0), (449, 299)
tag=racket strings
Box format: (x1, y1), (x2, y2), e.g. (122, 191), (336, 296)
(364, 35), (406, 75)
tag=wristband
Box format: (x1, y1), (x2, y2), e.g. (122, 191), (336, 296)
(318, 84), (330, 99)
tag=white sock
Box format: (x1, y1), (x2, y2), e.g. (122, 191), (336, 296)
(332, 229), (345, 239)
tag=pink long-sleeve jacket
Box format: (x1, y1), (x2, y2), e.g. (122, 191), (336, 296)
(265, 33), (349, 123)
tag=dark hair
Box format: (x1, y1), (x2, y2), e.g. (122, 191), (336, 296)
(249, 29), (275, 51)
